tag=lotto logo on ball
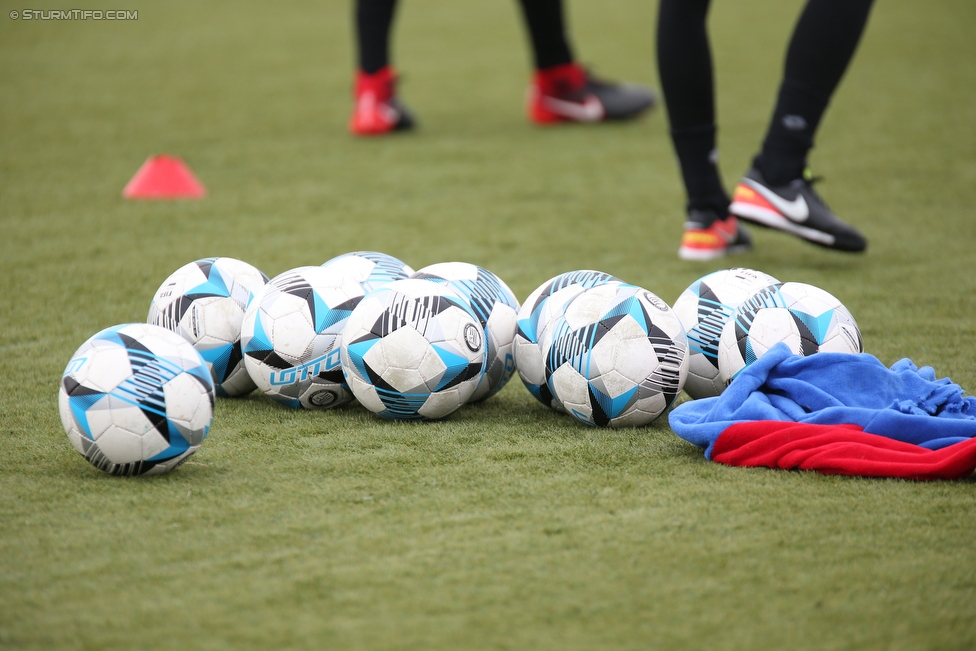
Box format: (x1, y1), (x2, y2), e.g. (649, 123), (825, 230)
(268, 349), (342, 386)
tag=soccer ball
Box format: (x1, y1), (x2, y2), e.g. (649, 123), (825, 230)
(58, 323), (215, 476)
(340, 278), (486, 420)
(321, 250), (414, 293)
(411, 262), (520, 402)
(717, 281), (863, 384)
(513, 270), (620, 410)
(543, 282), (689, 427)
(241, 266), (365, 409)
(148, 257), (268, 397)
(672, 267), (779, 399)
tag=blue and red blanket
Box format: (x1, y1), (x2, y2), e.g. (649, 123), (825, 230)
(668, 343), (976, 480)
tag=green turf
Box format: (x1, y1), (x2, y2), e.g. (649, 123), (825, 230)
(2, 0), (976, 649)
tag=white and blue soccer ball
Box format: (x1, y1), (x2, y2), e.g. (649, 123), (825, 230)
(321, 250), (414, 293)
(58, 323), (215, 476)
(340, 278), (486, 420)
(717, 281), (863, 384)
(672, 268), (779, 399)
(543, 282), (689, 427)
(241, 266), (365, 409)
(148, 257), (268, 397)
(411, 262), (520, 402)
(513, 270), (620, 411)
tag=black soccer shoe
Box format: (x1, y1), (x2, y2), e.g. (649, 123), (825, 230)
(729, 168), (867, 252)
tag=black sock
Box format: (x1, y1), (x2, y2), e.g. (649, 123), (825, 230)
(657, 0), (727, 219)
(671, 125), (730, 219)
(753, 78), (828, 185)
(754, 0), (876, 185)
(517, 0), (574, 70)
(356, 0), (398, 74)
(656, 0), (715, 130)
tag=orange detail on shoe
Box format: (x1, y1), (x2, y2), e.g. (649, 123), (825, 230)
(680, 217), (740, 252)
(732, 184), (773, 210)
(682, 231), (722, 247)
(349, 67), (400, 136)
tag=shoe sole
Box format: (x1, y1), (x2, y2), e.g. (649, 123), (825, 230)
(528, 89), (655, 124)
(678, 242), (751, 261)
(349, 119), (415, 136)
(730, 202), (838, 247)
(529, 104), (654, 124)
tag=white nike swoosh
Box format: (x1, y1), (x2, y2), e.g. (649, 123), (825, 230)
(748, 180), (809, 222)
(540, 94), (605, 122)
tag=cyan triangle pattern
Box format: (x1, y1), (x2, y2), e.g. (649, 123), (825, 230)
(745, 338), (758, 367)
(590, 383), (639, 420)
(517, 299), (548, 343)
(200, 343), (234, 380)
(312, 291), (328, 332)
(345, 338), (380, 382)
(69, 393), (103, 439)
(187, 273), (230, 298)
(147, 422), (191, 461)
(243, 312), (274, 354)
(603, 294), (650, 335)
(432, 344), (470, 390)
(92, 325), (127, 346)
(790, 308), (835, 345)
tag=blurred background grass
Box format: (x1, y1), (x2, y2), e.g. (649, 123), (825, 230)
(1, 1), (975, 649)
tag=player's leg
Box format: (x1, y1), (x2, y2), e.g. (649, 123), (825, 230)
(658, 0), (751, 260)
(730, 0), (876, 251)
(520, 0), (657, 124)
(350, 0), (415, 136)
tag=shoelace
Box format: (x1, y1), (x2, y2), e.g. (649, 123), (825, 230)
(799, 169), (831, 210)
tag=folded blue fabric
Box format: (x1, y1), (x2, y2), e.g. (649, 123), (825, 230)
(669, 343), (976, 459)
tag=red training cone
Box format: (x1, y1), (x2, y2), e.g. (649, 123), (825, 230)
(122, 154), (206, 199)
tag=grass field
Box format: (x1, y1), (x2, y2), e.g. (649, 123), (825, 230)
(2, 0), (976, 649)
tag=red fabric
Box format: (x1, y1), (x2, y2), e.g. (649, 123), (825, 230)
(711, 421), (976, 480)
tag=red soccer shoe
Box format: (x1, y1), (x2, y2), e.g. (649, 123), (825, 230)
(349, 67), (416, 136)
(527, 63), (657, 124)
